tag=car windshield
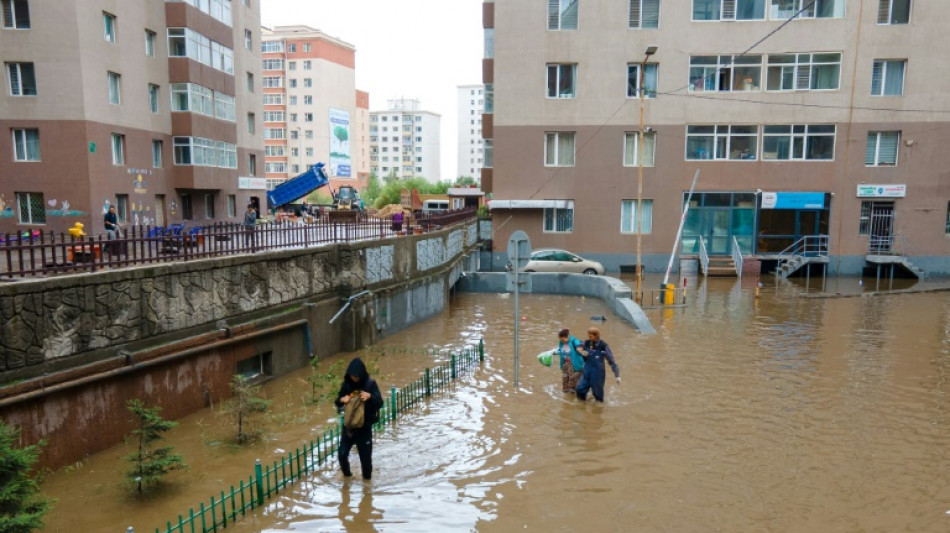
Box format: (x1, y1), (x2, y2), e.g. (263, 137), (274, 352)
(531, 251), (555, 261)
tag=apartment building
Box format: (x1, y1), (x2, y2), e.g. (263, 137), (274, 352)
(370, 98), (441, 182)
(458, 84), (485, 179)
(485, 0), (950, 276)
(260, 25), (368, 195)
(0, 0), (264, 234)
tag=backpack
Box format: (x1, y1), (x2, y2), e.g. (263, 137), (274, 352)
(343, 394), (365, 434)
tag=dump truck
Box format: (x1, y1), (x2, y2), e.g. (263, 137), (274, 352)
(265, 163), (364, 218)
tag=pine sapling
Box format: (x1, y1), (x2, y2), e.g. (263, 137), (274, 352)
(125, 400), (187, 493)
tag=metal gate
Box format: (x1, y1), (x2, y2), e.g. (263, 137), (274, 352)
(866, 202), (895, 254)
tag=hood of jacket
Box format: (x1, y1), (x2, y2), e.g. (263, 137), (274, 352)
(345, 357), (370, 388)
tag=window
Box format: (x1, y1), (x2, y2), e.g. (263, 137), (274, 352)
(627, 63), (658, 98)
(1, 0), (30, 29)
(262, 59), (284, 70)
(866, 131), (899, 166)
(152, 140), (163, 168)
(111, 133), (125, 165)
(623, 131), (656, 166)
(236, 352), (270, 380)
(484, 28), (494, 58)
(167, 28), (233, 74)
(11, 128), (39, 161)
(289, 113), (297, 122)
(262, 76), (283, 88)
(244, 29), (252, 50)
(290, 147), (298, 157)
(264, 128), (285, 140)
(304, 95), (312, 105)
(306, 147), (313, 157)
(304, 113), (313, 122)
(115, 194), (128, 224)
(686, 125), (758, 160)
(485, 83), (494, 113)
(214, 92), (235, 121)
(107, 71), (121, 104)
(546, 63), (577, 98)
(303, 43), (311, 52)
(878, 0), (910, 24)
(548, 0), (579, 30)
(291, 164), (299, 173)
(762, 125), (835, 160)
(290, 130), (298, 139)
(181, 194), (192, 220)
(543, 204), (574, 233)
(263, 94), (283, 105)
(262, 111), (284, 122)
(261, 41), (283, 53)
(303, 78), (312, 88)
(148, 84), (160, 113)
(15, 192), (44, 224)
(770, 0), (845, 19)
(265, 162), (287, 173)
(103, 12), (116, 42)
(621, 200), (654, 234)
(5, 62), (35, 96)
(264, 146), (285, 156)
(289, 96), (297, 106)
(545, 132), (576, 166)
(145, 30), (156, 57)
(766, 53), (841, 91)
(204, 194), (214, 219)
(289, 79), (297, 88)
(303, 60), (312, 70)
(288, 43), (296, 52)
(693, 0), (765, 20)
(249, 154), (256, 175)
(246, 72), (253, 92)
(228, 195), (236, 218)
(946, 202), (950, 235)
(247, 113), (255, 134)
(305, 130), (313, 139)
(173, 137), (237, 168)
(689, 55), (762, 92)
(871, 60), (905, 96)
(171, 83), (234, 121)
(629, 0), (660, 28)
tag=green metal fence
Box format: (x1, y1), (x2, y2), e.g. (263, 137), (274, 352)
(152, 340), (485, 533)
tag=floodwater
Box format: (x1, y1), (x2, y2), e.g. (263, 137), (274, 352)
(40, 274), (950, 532)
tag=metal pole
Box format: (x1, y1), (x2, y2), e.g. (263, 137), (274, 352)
(636, 60), (645, 304)
(663, 169), (700, 286)
(513, 249), (520, 387)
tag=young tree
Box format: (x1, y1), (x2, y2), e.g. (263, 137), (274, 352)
(125, 400), (187, 494)
(222, 375), (272, 444)
(0, 420), (51, 533)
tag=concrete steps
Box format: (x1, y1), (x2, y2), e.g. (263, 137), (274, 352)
(705, 256), (738, 277)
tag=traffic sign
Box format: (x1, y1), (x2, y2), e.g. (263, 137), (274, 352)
(507, 230), (531, 269)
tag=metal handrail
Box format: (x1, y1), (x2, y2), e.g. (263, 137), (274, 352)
(698, 236), (710, 275)
(774, 235), (829, 278)
(731, 236), (743, 278)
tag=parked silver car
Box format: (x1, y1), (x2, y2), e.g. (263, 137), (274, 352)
(521, 249), (605, 275)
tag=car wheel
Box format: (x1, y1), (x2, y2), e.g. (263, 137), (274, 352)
(583, 268), (597, 275)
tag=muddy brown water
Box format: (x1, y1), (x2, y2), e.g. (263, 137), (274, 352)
(39, 275), (950, 532)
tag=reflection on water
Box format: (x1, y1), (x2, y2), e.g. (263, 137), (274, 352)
(40, 280), (950, 532)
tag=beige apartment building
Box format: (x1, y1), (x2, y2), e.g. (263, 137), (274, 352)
(260, 25), (368, 199)
(0, 0), (265, 235)
(484, 0), (950, 276)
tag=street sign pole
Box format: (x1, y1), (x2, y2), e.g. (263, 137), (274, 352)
(507, 230), (531, 388)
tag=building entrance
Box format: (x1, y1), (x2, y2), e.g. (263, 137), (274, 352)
(681, 192), (755, 256)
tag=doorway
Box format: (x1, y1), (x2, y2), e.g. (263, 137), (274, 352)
(154, 194), (166, 227)
(861, 201), (895, 254)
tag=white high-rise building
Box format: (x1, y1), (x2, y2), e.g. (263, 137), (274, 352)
(370, 99), (441, 182)
(457, 84), (485, 180)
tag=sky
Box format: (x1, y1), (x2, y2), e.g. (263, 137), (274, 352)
(260, 0), (485, 182)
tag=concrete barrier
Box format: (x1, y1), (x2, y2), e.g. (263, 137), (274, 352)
(458, 272), (656, 334)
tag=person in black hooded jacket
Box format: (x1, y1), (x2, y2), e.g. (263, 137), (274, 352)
(334, 357), (384, 480)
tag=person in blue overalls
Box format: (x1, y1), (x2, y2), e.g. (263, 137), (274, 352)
(576, 327), (620, 402)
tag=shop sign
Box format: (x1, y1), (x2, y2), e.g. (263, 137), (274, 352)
(856, 184), (906, 198)
(239, 177), (267, 190)
(761, 192), (825, 210)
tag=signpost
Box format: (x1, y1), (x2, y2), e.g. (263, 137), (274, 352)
(507, 230), (531, 387)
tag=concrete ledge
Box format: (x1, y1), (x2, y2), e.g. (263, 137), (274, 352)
(458, 272), (656, 334)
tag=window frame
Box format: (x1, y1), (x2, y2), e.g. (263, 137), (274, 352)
(762, 124), (836, 161)
(689, 55), (762, 93)
(15, 191), (45, 225)
(871, 59), (905, 96)
(877, 0), (911, 24)
(11, 128), (40, 161)
(148, 83), (160, 113)
(627, 63), (659, 98)
(865, 131), (900, 167)
(145, 29), (156, 57)
(543, 204), (575, 233)
(686, 125), (759, 161)
(769, 0), (845, 19)
(548, 0), (579, 30)
(693, 0), (766, 21)
(765, 52), (841, 92)
(544, 131), (576, 167)
(620, 199), (654, 234)
(152, 139), (163, 168)
(546, 63), (577, 99)
(5, 61), (36, 96)
(1, 0), (31, 29)
(629, 0), (660, 29)
(103, 11), (116, 42)
(623, 131), (657, 167)
(107, 71), (121, 104)
(111, 133), (125, 165)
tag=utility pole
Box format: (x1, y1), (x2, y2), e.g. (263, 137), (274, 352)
(636, 46), (657, 304)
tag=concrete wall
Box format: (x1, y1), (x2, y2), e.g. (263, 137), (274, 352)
(0, 220), (481, 468)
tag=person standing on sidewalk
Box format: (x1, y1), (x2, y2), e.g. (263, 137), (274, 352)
(576, 327), (620, 403)
(335, 358), (384, 480)
(243, 203), (257, 250)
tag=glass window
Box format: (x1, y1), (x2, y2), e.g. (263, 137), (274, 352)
(871, 59), (905, 96)
(627, 63), (658, 98)
(766, 53), (841, 91)
(866, 131), (900, 166)
(762, 124), (835, 160)
(686, 125), (758, 160)
(694, 0), (764, 20)
(623, 131), (656, 166)
(484, 28), (494, 59)
(303, 78), (312, 88)
(770, 0), (845, 19)
(262, 59), (284, 70)
(115, 194), (129, 224)
(111, 133), (125, 165)
(548, 0), (579, 30)
(247, 112), (255, 134)
(12, 128), (40, 161)
(228, 195), (236, 218)
(15, 191), (45, 224)
(204, 194), (214, 219)
(244, 29), (252, 50)
(621, 199), (654, 234)
(1, 0), (31, 29)
(107, 71), (120, 104)
(103, 12), (116, 42)
(148, 84), (160, 113)
(152, 140), (162, 168)
(545, 132), (576, 166)
(543, 205), (574, 233)
(629, 0), (660, 28)
(261, 41), (283, 53)
(484, 139), (493, 168)
(145, 30), (156, 57)
(303, 60), (312, 70)
(690, 55), (762, 92)
(546, 63), (577, 98)
(247, 72), (253, 92)
(878, 0), (910, 24)
(5, 62), (36, 96)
